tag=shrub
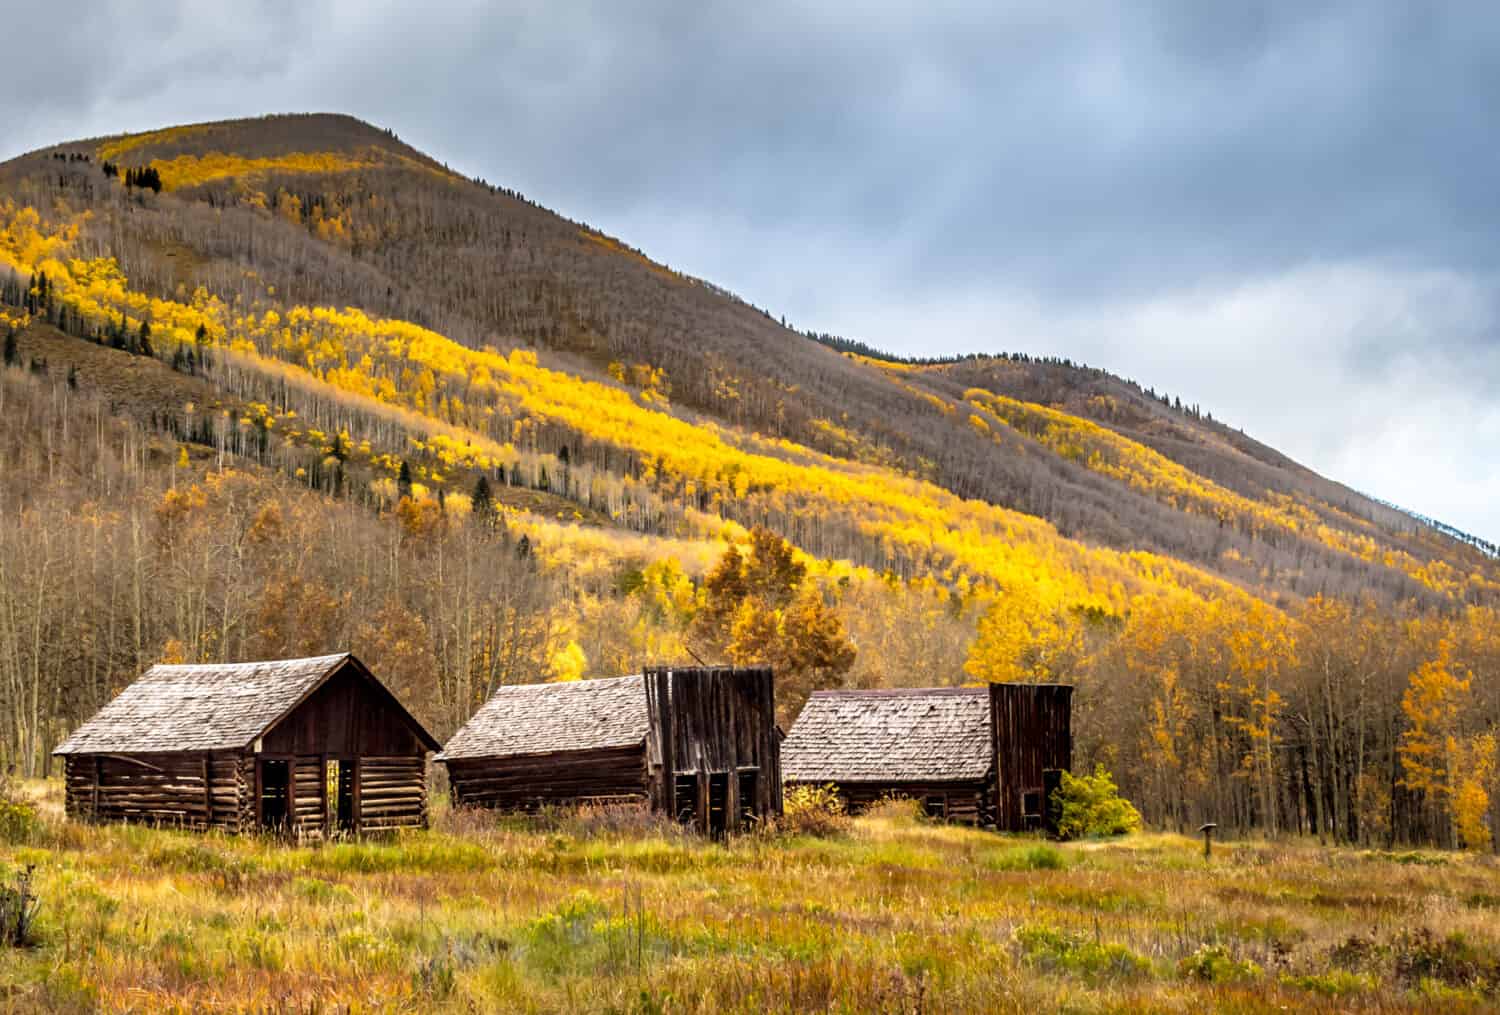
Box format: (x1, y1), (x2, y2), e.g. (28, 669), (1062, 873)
(1051, 765), (1142, 840)
(0, 865), (41, 947)
(985, 844), (1066, 871)
(0, 775), (39, 845)
(1178, 943), (1261, 983)
(780, 784), (851, 838)
(864, 795), (923, 824)
(1282, 970), (1376, 997)
(1013, 923), (1152, 981)
(1391, 928), (1500, 989)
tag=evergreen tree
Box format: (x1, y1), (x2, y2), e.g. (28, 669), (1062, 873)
(397, 460), (413, 500)
(3, 328), (17, 368)
(472, 474), (496, 528)
(137, 321), (153, 358)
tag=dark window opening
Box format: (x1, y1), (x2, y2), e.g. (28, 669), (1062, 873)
(707, 772), (729, 838)
(674, 774), (699, 826)
(259, 759), (290, 831)
(1021, 789), (1043, 828)
(737, 770), (759, 829)
(922, 795), (947, 820)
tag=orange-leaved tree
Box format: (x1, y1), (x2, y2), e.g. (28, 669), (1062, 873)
(690, 527), (854, 724)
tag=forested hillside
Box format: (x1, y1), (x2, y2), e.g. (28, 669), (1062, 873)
(2, 113), (1498, 848)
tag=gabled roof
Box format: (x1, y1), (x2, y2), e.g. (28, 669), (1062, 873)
(436, 674), (649, 762)
(781, 687), (994, 783)
(53, 653), (439, 755)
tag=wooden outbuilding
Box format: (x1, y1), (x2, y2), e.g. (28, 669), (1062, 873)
(438, 666), (781, 835)
(52, 653), (440, 837)
(781, 683), (1072, 830)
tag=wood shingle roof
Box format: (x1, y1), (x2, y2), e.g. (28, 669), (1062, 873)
(436, 675), (650, 762)
(781, 687), (994, 783)
(53, 653), (358, 755)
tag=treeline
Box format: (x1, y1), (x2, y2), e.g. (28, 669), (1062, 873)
(1, 353), (1497, 850)
(1073, 592), (1500, 850)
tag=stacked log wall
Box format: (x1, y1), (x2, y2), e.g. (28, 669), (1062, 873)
(447, 746), (648, 811)
(290, 755), (327, 840)
(359, 756), (429, 831)
(62, 751), (247, 831)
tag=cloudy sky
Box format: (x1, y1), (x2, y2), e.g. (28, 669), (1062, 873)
(6, 2), (1500, 538)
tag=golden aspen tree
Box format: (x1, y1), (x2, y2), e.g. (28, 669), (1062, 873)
(1453, 733), (1495, 851)
(1398, 640), (1471, 843)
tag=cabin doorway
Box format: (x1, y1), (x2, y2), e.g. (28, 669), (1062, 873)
(707, 773), (729, 838)
(737, 770), (759, 829)
(259, 759), (290, 830)
(326, 759), (355, 835)
(674, 774), (699, 826)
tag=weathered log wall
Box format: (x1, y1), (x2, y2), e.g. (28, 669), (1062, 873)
(63, 751), (247, 832)
(64, 751), (428, 836)
(359, 756), (428, 831)
(447, 745), (648, 811)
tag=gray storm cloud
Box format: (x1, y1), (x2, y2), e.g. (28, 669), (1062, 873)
(5, 0), (1499, 537)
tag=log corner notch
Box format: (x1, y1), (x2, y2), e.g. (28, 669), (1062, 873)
(52, 652), (440, 837)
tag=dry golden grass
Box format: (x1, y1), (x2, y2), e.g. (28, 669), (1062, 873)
(1, 779), (1498, 1013)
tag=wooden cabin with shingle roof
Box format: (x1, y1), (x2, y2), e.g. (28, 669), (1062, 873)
(781, 683), (1072, 830)
(52, 653), (440, 837)
(438, 666), (781, 835)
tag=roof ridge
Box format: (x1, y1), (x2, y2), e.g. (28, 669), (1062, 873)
(146, 651), (351, 673)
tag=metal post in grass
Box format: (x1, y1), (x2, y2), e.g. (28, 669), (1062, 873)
(1199, 822), (1217, 861)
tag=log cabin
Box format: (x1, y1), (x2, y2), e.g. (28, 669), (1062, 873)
(781, 683), (1072, 830)
(438, 666), (781, 835)
(52, 653), (440, 837)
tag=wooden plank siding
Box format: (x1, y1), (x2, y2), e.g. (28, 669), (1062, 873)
(990, 683), (1073, 833)
(645, 666), (780, 834)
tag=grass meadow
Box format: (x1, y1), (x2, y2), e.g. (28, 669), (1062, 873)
(2, 780), (1499, 1013)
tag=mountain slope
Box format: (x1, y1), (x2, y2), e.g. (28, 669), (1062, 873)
(3, 113), (1493, 611)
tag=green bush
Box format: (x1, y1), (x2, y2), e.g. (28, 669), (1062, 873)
(1051, 765), (1142, 839)
(984, 844), (1066, 871)
(1282, 970), (1376, 997)
(1013, 923), (1152, 982)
